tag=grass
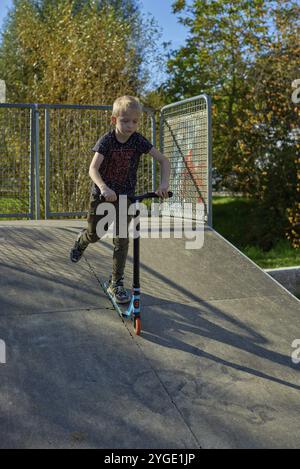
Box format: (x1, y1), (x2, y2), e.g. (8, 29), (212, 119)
(0, 197), (29, 220)
(212, 196), (254, 248)
(212, 196), (300, 269)
(243, 240), (300, 269)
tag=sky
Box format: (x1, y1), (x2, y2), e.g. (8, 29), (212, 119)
(139, 0), (189, 50)
(0, 0), (189, 48)
(0, 0), (12, 31)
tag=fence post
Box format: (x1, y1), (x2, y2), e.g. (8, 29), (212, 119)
(34, 104), (40, 220)
(206, 95), (213, 227)
(159, 110), (163, 187)
(44, 108), (50, 220)
(151, 112), (157, 192)
(29, 107), (35, 219)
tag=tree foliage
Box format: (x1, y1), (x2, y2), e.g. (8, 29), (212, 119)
(0, 0), (163, 216)
(164, 0), (299, 249)
(0, 0), (163, 103)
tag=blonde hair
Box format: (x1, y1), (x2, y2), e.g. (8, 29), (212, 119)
(112, 95), (143, 117)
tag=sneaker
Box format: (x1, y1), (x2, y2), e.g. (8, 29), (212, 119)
(107, 277), (131, 304)
(70, 230), (86, 263)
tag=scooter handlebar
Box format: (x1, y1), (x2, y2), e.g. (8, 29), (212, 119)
(132, 191), (173, 202)
(99, 191), (173, 203)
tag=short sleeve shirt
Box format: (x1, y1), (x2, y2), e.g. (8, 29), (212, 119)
(91, 130), (153, 197)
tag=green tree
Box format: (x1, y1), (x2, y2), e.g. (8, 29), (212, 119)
(0, 0), (164, 216)
(0, 0), (163, 103)
(243, 0), (300, 249)
(164, 0), (270, 179)
(164, 0), (299, 249)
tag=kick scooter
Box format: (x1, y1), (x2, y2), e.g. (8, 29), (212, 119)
(101, 191), (173, 336)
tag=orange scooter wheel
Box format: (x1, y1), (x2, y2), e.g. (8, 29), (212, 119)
(134, 317), (141, 336)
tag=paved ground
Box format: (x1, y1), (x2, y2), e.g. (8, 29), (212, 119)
(0, 219), (299, 448)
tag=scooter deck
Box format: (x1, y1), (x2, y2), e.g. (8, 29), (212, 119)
(102, 280), (132, 319)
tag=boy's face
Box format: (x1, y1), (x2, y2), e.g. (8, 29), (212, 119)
(112, 110), (140, 137)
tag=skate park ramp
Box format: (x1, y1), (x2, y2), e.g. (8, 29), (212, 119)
(0, 219), (299, 449)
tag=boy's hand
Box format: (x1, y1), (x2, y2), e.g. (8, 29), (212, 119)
(100, 186), (117, 202)
(155, 184), (169, 198)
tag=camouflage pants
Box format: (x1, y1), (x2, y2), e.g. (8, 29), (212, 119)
(78, 195), (132, 282)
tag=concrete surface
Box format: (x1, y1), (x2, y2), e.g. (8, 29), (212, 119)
(265, 266), (300, 298)
(0, 220), (299, 449)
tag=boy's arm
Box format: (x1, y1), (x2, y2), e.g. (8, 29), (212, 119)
(149, 147), (171, 198)
(89, 152), (117, 202)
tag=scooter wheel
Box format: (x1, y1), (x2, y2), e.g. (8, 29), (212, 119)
(134, 317), (141, 336)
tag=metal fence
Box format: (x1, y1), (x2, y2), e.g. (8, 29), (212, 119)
(0, 104), (35, 219)
(44, 104), (112, 219)
(43, 104), (156, 218)
(0, 103), (156, 219)
(0, 95), (211, 223)
(160, 95), (212, 225)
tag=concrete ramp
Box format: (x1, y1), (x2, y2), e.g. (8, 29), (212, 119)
(0, 220), (299, 448)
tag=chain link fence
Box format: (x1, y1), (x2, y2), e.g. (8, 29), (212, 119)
(0, 96), (211, 223)
(0, 104), (34, 218)
(160, 95), (212, 224)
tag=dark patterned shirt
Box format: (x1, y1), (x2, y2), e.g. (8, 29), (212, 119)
(91, 129), (153, 196)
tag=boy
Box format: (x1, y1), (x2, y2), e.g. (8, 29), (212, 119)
(70, 95), (170, 304)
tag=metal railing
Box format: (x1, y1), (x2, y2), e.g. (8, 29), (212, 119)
(0, 103), (156, 219)
(160, 95), (212, 225)
(43, 104), (115, 218)
(0, 104), (35, 219)
(0, 96), (212, 224)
